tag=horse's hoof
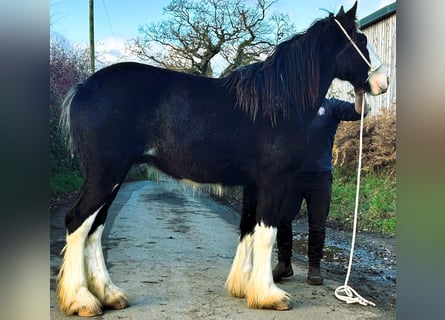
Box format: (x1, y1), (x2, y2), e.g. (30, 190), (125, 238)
(102, 287), (130, 310)
(246, 293), (292, 310)
(274, 300), (292, 311)
(77, 306), (104, 317)
(105, 295), (130, 310)
(58, 285), (104, 317)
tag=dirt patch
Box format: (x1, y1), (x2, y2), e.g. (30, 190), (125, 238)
(292, 217), (396, 312)
(50, 191), (77, 215)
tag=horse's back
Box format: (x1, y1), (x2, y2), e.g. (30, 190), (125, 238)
(72, 62), (226, 117)
(65, 62), (255, 183)
(74, 62), (173, 110)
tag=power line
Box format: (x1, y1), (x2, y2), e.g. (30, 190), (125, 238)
(101, 0), (115, 38)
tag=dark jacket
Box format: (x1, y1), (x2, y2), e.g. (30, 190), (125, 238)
(300, 98), (364, 173)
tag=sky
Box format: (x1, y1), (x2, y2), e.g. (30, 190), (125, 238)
(50, 0), (395, 68)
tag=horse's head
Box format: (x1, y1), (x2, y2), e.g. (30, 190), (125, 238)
(331, 2), (388, 96)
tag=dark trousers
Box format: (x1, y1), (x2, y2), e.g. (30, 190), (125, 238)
(276, 171), (332, 266)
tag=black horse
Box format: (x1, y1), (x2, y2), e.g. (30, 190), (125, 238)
(57, 2), (388, 316)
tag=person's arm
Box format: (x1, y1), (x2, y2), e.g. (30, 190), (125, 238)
(354, 88), (367, 114)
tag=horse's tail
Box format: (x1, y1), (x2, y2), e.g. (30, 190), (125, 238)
(59, 83), (83, 157)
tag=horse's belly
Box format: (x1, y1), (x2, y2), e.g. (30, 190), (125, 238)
(147, 145), (249, 186)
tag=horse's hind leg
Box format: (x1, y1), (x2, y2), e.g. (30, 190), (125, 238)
(57, 194), (106, 316)
(84, 183), (129, 311)
(57, 161), (131, 316)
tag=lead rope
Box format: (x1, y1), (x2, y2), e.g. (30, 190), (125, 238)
(334, 95), (375, 307)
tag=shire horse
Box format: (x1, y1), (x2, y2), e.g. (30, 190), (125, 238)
(57, 2), (388, 316)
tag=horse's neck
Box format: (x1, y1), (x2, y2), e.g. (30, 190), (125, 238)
(312, 66), (335, 113)
(304, 71), (335, 122)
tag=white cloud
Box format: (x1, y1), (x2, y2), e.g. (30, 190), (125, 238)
(94, 37), (144, 67)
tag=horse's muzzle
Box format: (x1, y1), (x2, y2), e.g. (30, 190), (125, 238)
(368, 65), (389, 96)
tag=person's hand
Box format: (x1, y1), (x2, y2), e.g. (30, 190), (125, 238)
(354, 87), (365, 96)
(354, 87), (367, 114)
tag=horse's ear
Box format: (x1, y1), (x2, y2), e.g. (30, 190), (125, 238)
(336, 6), (345, 16)
(336, 1), (357, 28)
(345, 1), (358, 20)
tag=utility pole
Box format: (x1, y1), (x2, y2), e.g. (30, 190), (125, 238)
(89, 0), (95, 74)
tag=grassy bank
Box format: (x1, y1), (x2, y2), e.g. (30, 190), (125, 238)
(329, 170), (396, 235)
(50, 172), (83, 196)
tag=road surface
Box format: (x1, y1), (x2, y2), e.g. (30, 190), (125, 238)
(50, 180), (393, 319)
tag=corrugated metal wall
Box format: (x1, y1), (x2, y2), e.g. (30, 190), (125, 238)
(329, 13), (397, 114)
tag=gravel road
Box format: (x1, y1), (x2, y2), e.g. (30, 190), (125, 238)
(50, 180), (395, 319)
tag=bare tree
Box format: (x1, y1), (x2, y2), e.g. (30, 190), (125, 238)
(50, 35), (89, 175)
(50, 35), (90, 106)
(126, 0), (295, 77)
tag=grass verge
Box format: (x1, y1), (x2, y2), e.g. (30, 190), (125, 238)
(50, 172), (83, 196)
(330, 169), (396, 235)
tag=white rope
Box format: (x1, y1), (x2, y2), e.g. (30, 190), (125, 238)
(334, 95), (376, 307)
(334, 19), (372, 69)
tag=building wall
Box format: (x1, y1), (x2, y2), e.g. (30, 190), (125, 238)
(329, 11), (397, 114)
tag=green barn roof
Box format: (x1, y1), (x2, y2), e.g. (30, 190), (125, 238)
(358, 2), (396, 29)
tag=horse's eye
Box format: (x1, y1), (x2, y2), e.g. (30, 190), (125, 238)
(357, 35), (367, 46)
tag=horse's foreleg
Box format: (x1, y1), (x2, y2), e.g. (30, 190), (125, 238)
(226, 183), (256, 298)
(84, 224), (129, 310)
(226, 182), (291, 309)
(226, 233), (253, 298)
(57, 208), (104, 317)
(245, 223), (291, 310)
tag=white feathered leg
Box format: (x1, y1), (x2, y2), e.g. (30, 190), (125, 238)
(57, 210), (103, 316)
(226, 233), (253, 298)
(84, 224), (129, 310)
(245, 223), (291, 310)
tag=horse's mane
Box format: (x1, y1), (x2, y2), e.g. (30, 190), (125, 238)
(223, 15), (335, 125)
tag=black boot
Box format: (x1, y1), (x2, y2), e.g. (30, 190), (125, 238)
(273, 259), (293, 282)
(307, 262), (323, 285)
(273, 221), (294, 282)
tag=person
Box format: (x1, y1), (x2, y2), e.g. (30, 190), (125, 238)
(272, 88), (367, 285)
